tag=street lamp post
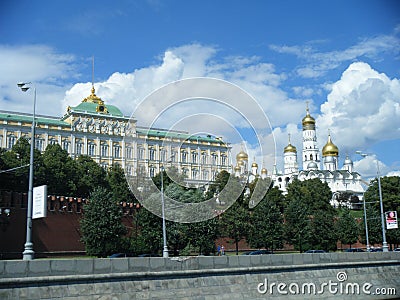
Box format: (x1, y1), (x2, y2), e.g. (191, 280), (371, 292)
(376, 161), (389, 252)
(356, 151), (388, 252)
(363, 197), (370, 252)
(160, 165), (169, 258)
(17, 82), (36, 260)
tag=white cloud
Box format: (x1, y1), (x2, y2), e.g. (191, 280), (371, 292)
(0, 45), (78, 116)
(270, 33), (400, 78)
(317, 62), (400, 152)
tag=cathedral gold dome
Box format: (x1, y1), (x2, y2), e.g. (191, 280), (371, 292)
(322, 134), (339, 157)
(261, 168), (267, 174)
(251, 162), (258, 168)
(284, 143), (297, 153)
(302, 108), (316, 129)
(236, 150), (248, 161)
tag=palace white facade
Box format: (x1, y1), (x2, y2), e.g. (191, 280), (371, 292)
(0, 86), (231, 187)
(233, 106), (365, 203)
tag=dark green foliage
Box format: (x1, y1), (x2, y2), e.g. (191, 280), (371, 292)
(359, 205), (383, 246)
(106, 164), (133, 203)
(248, 187), (284, 251)
(335, 208), (359, 248)
(364, 176), (400, 212)
(80, 187), (127, 257)
(41, 144), (77, 195)
(284, 178), (338, 252)
(75, 155), (108, 198)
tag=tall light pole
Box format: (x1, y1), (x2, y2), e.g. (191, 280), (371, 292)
(160, 165), (169, 258)
(356, 151), (388, 252)
(362, 196), (370, 252)
(376, 161), (389, 252)
(17, 82), (36, 260)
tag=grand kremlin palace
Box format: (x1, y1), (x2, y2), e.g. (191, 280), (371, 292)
(0, 86), (231, 187)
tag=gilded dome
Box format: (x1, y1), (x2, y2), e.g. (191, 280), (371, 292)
(284, 143), (297, 153)
(261, 168), (267, 174)
(234, 165), (241, 171)
(302, 107), (316, 130)
(251, 162), (258, 168)
(236, 150), (248, 161)
(322, 134), (339, 157)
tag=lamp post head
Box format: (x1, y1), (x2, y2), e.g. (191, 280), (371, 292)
(17, 82), (32, 92)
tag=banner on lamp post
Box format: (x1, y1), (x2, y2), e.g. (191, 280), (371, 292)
(33, 185), (47, 219)
(386, 211), (398, 229)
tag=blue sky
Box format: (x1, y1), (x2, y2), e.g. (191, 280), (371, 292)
(0, 0), (399, 178)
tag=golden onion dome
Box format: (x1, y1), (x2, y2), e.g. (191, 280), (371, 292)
(302, 107), (316, 130)
(322, 134), (339, 157)
(234, 165), (241, 171)
(236, 150), (248, 161)
(251, 162), (258, 168)
(284, 143), (297, 153)
(261, 168), (267, 174)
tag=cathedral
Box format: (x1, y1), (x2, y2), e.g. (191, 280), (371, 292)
(233, 106), (366, 205)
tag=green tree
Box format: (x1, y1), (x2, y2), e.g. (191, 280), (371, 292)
(131, 206), (162, 254)
(284, 199), (311, 252)
(335, 208), (359, 248)
(75, 155), (107, 198)
(284, 179), (337, 252)
(80, 187), (127, 257)
(364, 176), (400, 212)
(186, 218), (219, 255)
(107, 164), (133, 202)
(41, 143), (77, 195)
(359, 205), (382, 246)
(248, 187), (284, 251)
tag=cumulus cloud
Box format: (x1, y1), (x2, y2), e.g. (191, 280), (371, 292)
(63, 43), (303, 139)
(0, 44), (78, 115)
(317, 62), (400, 150)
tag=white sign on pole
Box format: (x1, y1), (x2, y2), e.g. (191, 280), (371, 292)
(386, 211), (398, 230)
(33, 185), (47, 219)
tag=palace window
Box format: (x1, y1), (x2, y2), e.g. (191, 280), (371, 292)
(202, 170), (209, 181)
(149, 166), (155, 178)
(191, 169), (198, 180)
(221, 155), (227, 166)
(171, 151), (177, 162)
(63, 140), (70, 152)
(149, 147), (155, 161)
(181, 150), (187, 163)
(160, 149), (166, 162)
(35, 139), (44, 151)
(49, 138), (57, 145)
(7, 135), (16, 149)
(88, 143), (96, 156)
(101, 144), (109, 157)
(192, 152), (198, 163)
(138, 147), (144, 159)
(113, 144), (121, 158)
(126, 147), (133, 159)
(76, 142), (83, 156)
(211, 153), (217, 165)
(201, 152), (207, 164)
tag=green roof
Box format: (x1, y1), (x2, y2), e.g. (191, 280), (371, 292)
(0, 112), (69, 127)
(71, 102), (124, 117)
(136, 128), (227, 144)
